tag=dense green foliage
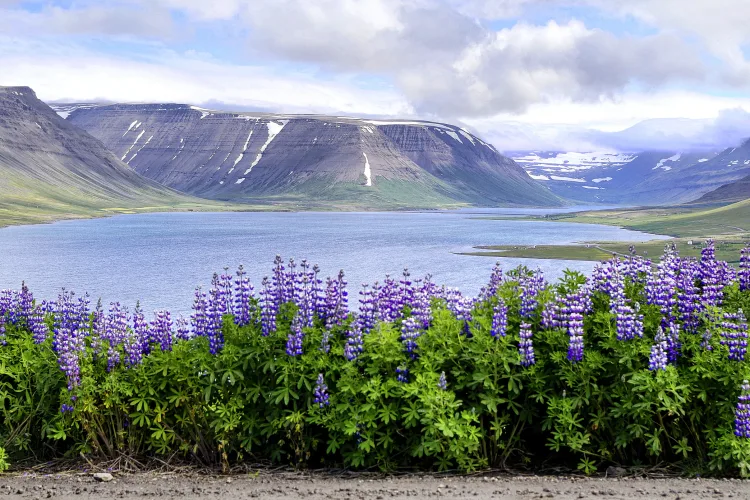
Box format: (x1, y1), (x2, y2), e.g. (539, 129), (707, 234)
(1, 271), (750, 475)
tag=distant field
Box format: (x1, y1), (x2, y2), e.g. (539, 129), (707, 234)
(465, 199), (750, 262)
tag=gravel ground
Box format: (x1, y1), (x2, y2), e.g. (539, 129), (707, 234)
(1, 472), (749, 500)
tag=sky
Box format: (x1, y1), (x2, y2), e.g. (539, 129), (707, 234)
(2, 0), (750, 151)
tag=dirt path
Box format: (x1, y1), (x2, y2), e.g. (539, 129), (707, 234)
(1, 472), (748, 500)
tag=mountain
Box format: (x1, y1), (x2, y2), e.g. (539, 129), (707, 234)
(508, 147), (750, 205)
(695, 172), (750, 204)
(59, 103), (562, 209)
(0, 87), (205, 226)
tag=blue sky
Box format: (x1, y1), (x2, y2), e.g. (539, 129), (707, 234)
(1, 0), (750, 151)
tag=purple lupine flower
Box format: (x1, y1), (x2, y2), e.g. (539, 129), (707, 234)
(740, 246), (750, 292)
(399, 268), (413, 311)
(444, 288), (474, 336)
(0, 289), (13, 320)
(565, 293), (585, 362)
(438, 371), (447, 391)
(151, 309), (173, 352)
(396, 365), (409, 383)
(175, 315), (191, 341)
(411, 276), (434, 330)
(400, 316), (421, 358)
(700, 239), (724, 307)
(125, 304), (149, 367)
(191, 286), (209, 337)
(376, 275), (400, 322)
(323, 270), (348, 329)
(54, 325), (85, 390)
(479, 262), (503, 301)
(0, 316), (6, 346)
(518, 269), (546, 319)
(649, 327), (669, 371)
(721, 310), (748, 362)
(104, 302), (128, 370)
(60, 403), (75, 414)
(666, 321), (681, 364)
(701, 329), (713, 351)
(320, 329), (331, 353)
(343, 322), (364, 361)
(541, 297), (561, 330)
(357, 283), (377, 333)
(647, 245), (679, 326)
(311, 264), (325, 319)
(233, 265), (254, 327)
(518, 322), (535, 367)
(260, 277), (278, 337)
(676, 260), (701, 333)
(206, 284), (225, 355)
(295, 259), (315, 328)
(28, 305), (49, 344)
(313, 373), (330, 408)
(272, 255), (286, 306)
(17, 282), (33, 323)
(286, 312), (304, 357)
(491, 298), (508, 337)
(735, 380), (750, 438)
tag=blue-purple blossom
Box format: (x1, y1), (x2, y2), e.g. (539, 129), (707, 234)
(400, 316), (421, 358)
(736, 380), (750, 438)
(260, 277), (278, 337)
(438, 371), (447, 391)
(344, 322), (364, 361)
(357, 283), (377, 333)
(491, 298), (508, 337)
(649, 327), (669, 371)
(479, 262), (503, 301)
(151, 309), (173, 352)
(740, 246), (750, 292)
(396, 365), (409, 383)
(233, 265), (254, 327)
(313, 373), (330, 408)
(519, 322), (535, 367)
(565, 293), (585, 363)
(721, 310), (748, 362)
(519, 271), (545, 319)
(286, 312), (304, 357)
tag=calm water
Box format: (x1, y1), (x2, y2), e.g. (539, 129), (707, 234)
(0, 211), (668, 315)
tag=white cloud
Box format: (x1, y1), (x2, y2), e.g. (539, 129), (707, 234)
(0, 38), (412, 116)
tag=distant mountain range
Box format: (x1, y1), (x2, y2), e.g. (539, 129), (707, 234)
(509, 145), (750, 206)
(56, 103), (563, 209)
(0, 87), (203, 226)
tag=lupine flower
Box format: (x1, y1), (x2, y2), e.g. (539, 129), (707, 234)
(60, 404), (75, 414)
(438, 371), (447, 391)
(311, 264), (325, 318)
(286, 312), (304, 357)
(541, 297), (561, 330)
(479, 262), (503, 301)
(17, 282), (33, 323)
(0, 316), (6, 346)
(295, 259), (315, 328)
(666, 321), (682, 364)
(344, 322), (364, 361)
(396, 365), (409, 383)
(206, 285), (225, 355)
(54, 325), (85, 390)
(518, 322), (535, 367)
(565, 293), (585, 362)
(735, 380), (750, 438)
(103, 302), (128, 370)
(375, 275), (400, 322)
(357, 284), (377, 333)
(0, 289), (13, 320)
(444, 288), (474, 336)
(740, 246), (750, 292)
(151, 309), (173, 352)
(519, 271), (545, 319)
(400, 316), (421, 358)
(313, 373), (330, 407)
(491, 298), (508, 337)
(700, 239), (725, 307)
(125, 304), (149, 366)
(28, 305), (49, 344)
(191, 287), (208, 337)
(647, 245), (679, 326)
(721, 310), (748, 362)
(233, 265), (254, 327)
(649, 327), (669, 371)
(175, 316), (191, 341)
(260, 277), (278, 337)
(411, 276), (434, 329)
(676, 260), (701, 333)
(323, 271), (348, 329)
(399, 268), (413, 311)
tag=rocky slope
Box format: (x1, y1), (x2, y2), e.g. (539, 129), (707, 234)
(61, 104), (562, 208)
(508, 149), (749, 205)
(0, 87), (201, 226)
(695, 172), (750, 204)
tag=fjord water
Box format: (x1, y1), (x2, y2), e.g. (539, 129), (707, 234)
(0, 211), (668, 315)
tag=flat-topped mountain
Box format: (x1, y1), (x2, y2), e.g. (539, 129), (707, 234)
(60, 103), (562, 208)
(0, 87), (202, 226)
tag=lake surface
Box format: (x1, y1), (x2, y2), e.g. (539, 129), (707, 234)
(0, 211), (669, 315)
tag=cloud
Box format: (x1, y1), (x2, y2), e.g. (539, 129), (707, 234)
(0, 37), (412, 116)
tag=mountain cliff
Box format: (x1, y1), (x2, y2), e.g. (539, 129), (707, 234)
(61, 104), (562, 208)
(0, 87), (204, 226)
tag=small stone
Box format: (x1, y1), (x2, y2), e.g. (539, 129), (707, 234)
(92, 473), (113, 482)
